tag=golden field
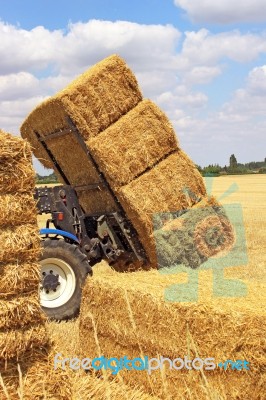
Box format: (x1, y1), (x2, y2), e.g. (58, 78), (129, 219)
(36, 174), (265, 399)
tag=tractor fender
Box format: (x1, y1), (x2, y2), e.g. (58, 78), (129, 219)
(40, 228), (80, 244)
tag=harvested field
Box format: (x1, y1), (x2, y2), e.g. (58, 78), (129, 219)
(1, 175), (263, 399)
(78, 175), (265, 399)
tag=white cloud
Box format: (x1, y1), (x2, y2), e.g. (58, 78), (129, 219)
(0, 72), (40, 100)
(222, 65), (266, 116)
(174, 0), (266, 24)
(182, 66), (222, 85)
(179, 29), (266, 68)
(171, 65), (266, 166)
(0, 22), (63, 74)
(0, 96), (46, 135)
(59, 20), (181, 75)
(0, 19), (265, 172)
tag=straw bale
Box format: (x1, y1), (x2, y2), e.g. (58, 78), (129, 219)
(0, 325), (47, 361)
(0, 156), (35, 195)
(0, 349), (73, 400)
(81, 334), (263, 400)
(0, 130), (32, 162)
(20, 55), (142, 167)
(59, 54), (142, 139)
(46, 132), (101, 186)
(117, 150), (206, 265)
(153, 200), (235, 269)
(72, 372), (160, 400)
(22, 99), (70, 167)
(78, 188), (118, 215)
(88, 99), (179, 187)
(0, 293), (46, 330)
(79, 271), (265, 399)
(80, 273), (265, 366)
(0, 349), (159, 400)
(0, 261), (40, 298)
(0, 193), (37, 227)
(44, 132), (118, 213)
(0, 224), (40, 263)
(0, 130), (35, 194)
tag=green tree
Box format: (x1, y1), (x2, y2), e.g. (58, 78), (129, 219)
(229, 154), (237, 169)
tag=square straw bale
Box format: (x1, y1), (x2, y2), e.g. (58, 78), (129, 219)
(0, 349), (72, 400)
(0, 130), (35, 194)
(20, 54), (142, 167)
(117, 150), (206, 265)
(0, 193), (38, 228)
(0, 261), (40, 298)
(81, 333), (263, 400)
(0, 293), (46, 330)
(79, 269), (265, 399)
(153, 197), (235, 269)
(0, 224), (40, 264)
(0, 325), (47, 362)
(87, 99), (179, 187)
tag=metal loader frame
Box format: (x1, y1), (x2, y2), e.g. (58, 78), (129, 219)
(34, 117), (147, 267)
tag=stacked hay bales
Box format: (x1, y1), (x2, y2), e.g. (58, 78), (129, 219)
(20, 54), (143, 170)
(0, 130), (77, 399)
(0, 130), (47, 397)
(21, 54), (207, 268)
(0, 130), (46, 364)
(79, 265), (266, 400)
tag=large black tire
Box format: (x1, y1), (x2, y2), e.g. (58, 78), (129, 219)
(40, 239), (92, 320)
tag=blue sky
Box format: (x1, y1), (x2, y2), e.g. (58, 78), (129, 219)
(0, 0), (266, 173)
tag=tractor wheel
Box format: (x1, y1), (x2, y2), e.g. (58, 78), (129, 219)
(39, 239), (92, 320)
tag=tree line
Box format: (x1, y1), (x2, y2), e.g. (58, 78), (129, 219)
(196, 155), (266, 176)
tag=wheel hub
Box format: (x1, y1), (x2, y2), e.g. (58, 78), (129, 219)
(41, 270), (60, 293)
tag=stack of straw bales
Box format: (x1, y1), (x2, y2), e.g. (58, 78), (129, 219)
(0, 130), (76, 399)
(21, 54), (208, 268)
(79, 264), (266, 400)
(0, 130), (46, 364)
